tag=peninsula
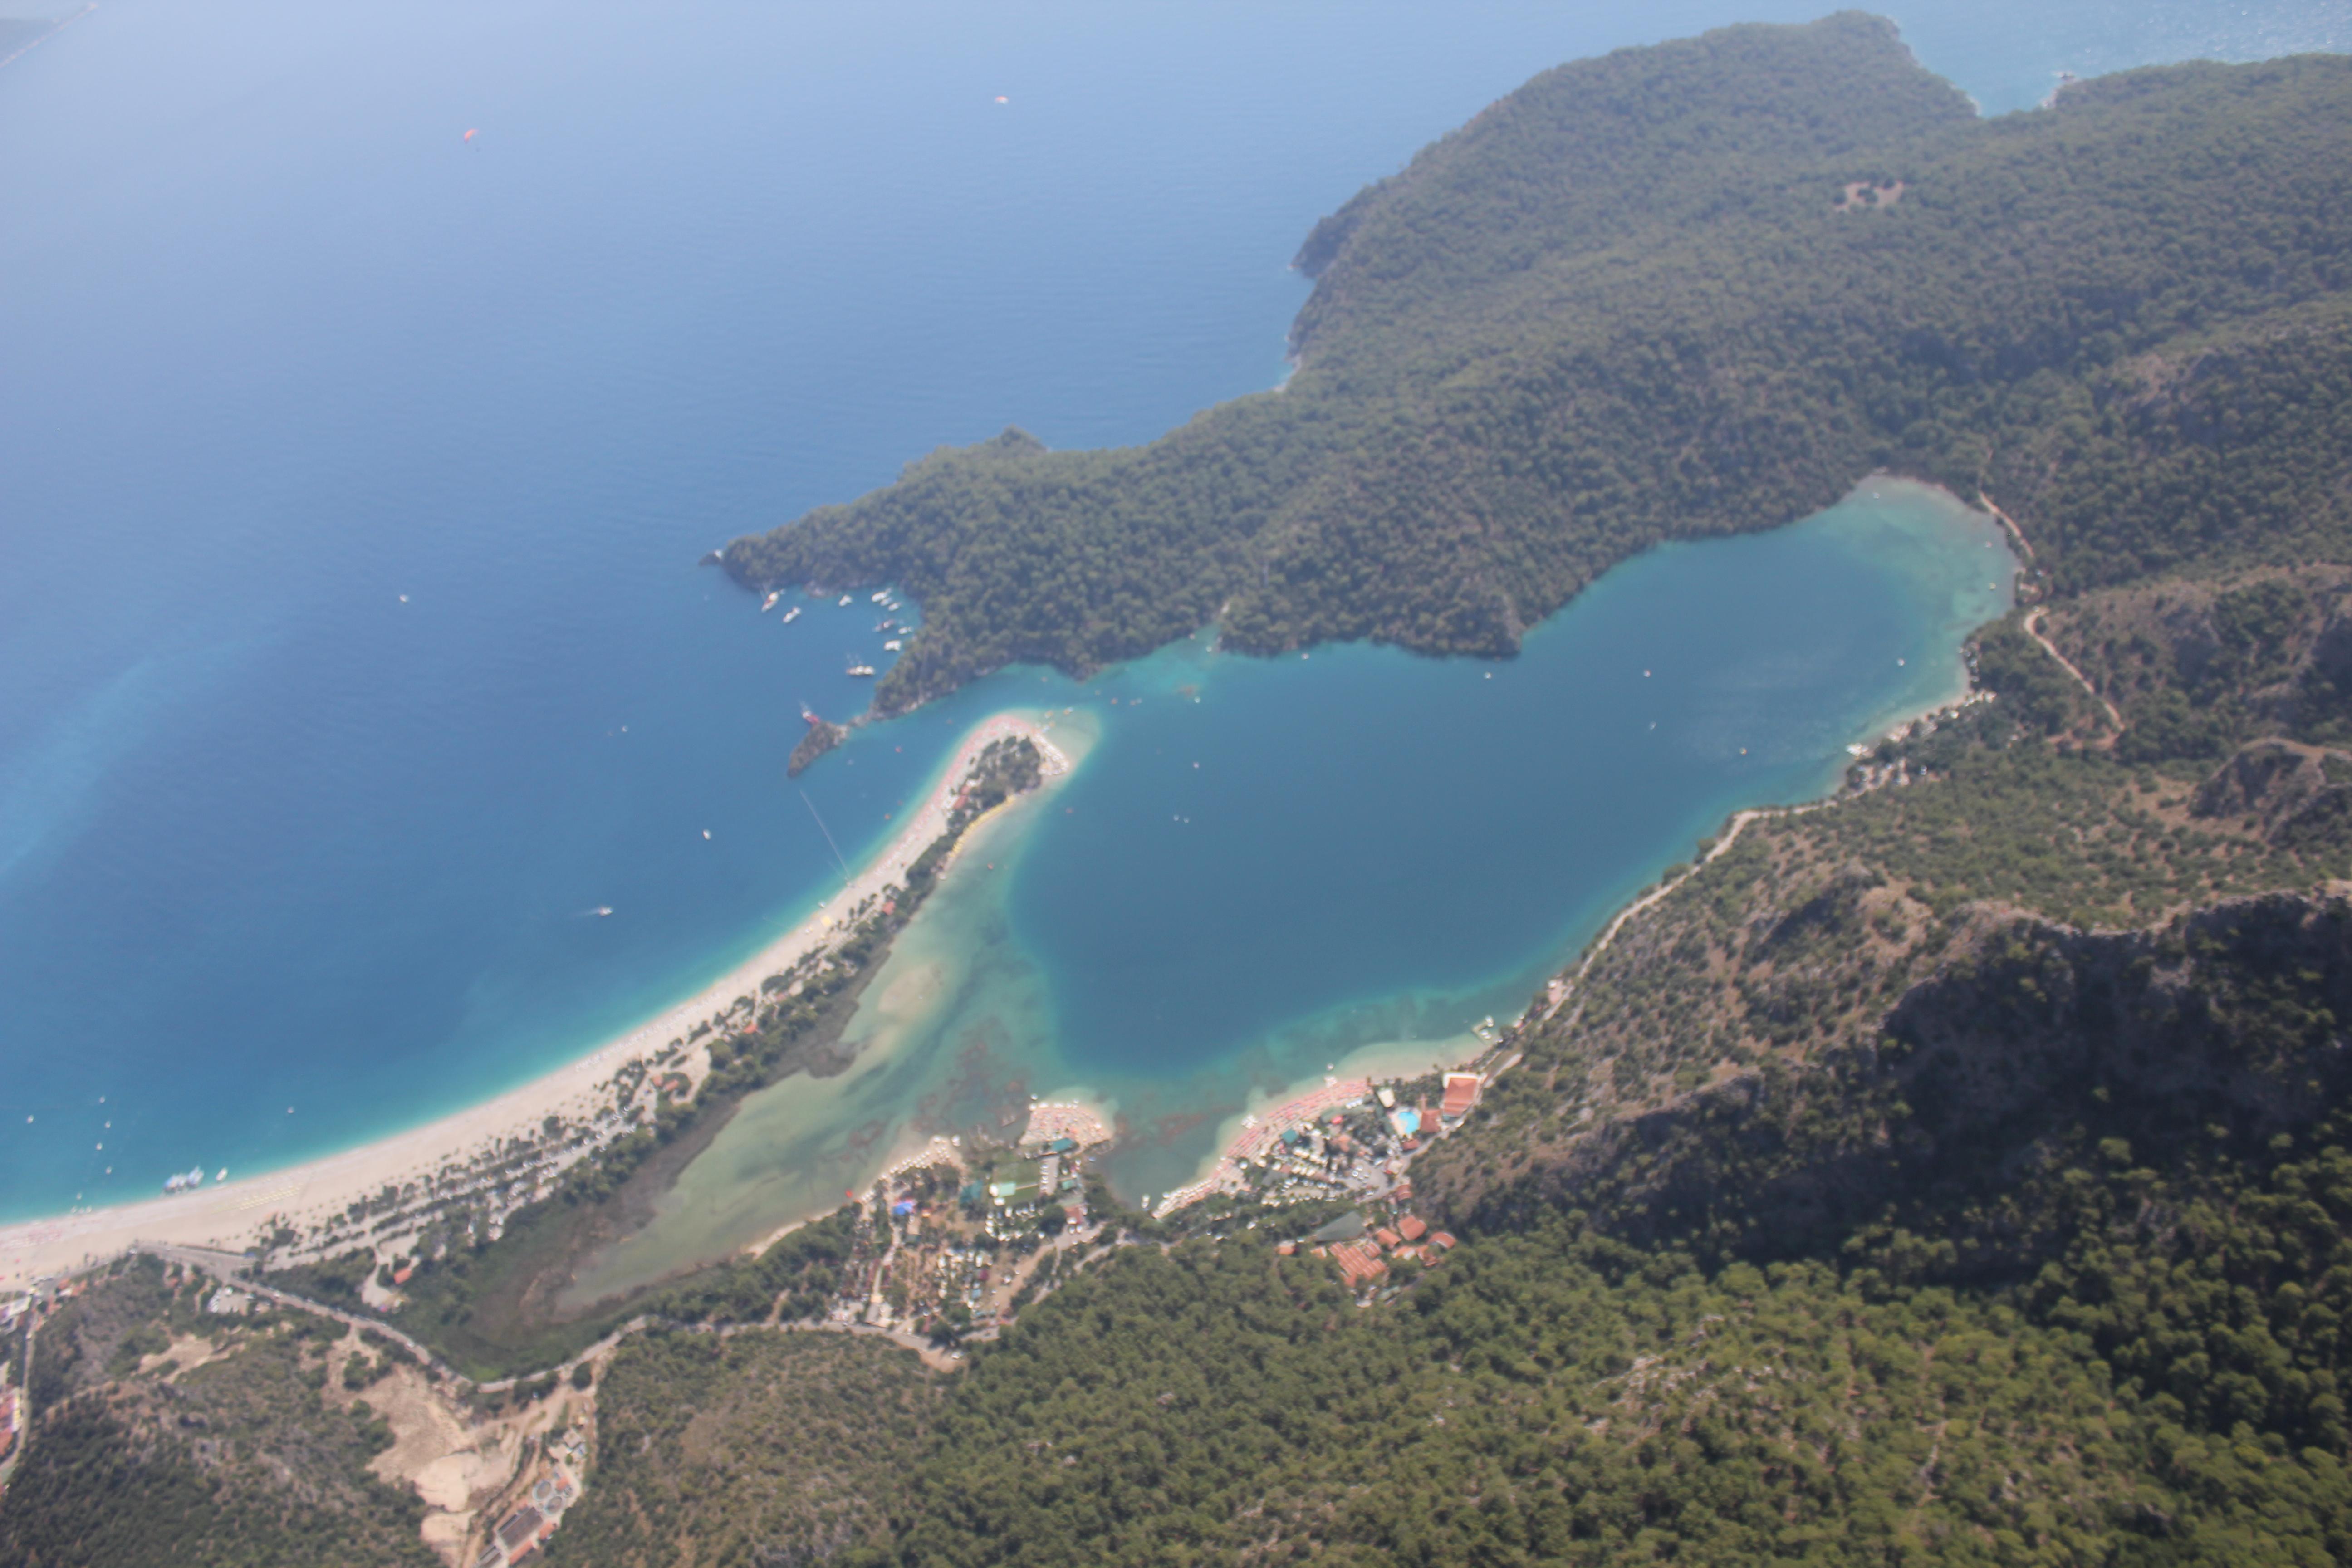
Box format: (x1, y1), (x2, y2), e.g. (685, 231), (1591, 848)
(724, 15), (2352, 729)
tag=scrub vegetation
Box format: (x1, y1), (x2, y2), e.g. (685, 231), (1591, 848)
(527, 594), (2352, 1567)
(600, 20), (2352, 1564)
(540, 1331), (943, 1568)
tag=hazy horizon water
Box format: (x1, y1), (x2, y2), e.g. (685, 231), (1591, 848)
(1, 0), (2338, 1223)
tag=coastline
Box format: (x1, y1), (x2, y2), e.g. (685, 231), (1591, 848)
(1144, 482), (2019, 1218)
(1, 480), (2015, 1280)
(0, 709), (1072, 1289)
(550, 761), (1099, 1306)
(1145, 1028), (1490, 1215)
(1139, 668), (1991, 1219)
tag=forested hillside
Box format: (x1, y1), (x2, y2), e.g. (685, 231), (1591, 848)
(540, 1332), (941, 1567)
(33, 880), (2352, 1565)
(539, 606), (2352, 1564)
(11, 20), (2352, 1567)
(681, 29), (2352, 1558)
(530, 586), (2352, 1568)
(27, 775), (2352, 1566)
(725, 13), (2352, 717)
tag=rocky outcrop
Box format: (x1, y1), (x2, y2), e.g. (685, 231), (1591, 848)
(2192, 738), (2352, 852)
(1456, 893), (2352, 1277)
(786, 719), (848, 778)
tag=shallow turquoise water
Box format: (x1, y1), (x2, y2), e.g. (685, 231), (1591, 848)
(1, 0), (2333, 1222)
(576, 480), (2010, 1294)
(1017, 486), (2009, 1091)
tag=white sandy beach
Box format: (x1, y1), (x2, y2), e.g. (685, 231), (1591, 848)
(1147, 1029), (1492, 1215)
(0, 710), (1072, 1290)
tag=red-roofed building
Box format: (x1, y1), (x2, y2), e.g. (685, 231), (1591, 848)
(1329, 1240), (1388, 1289)
(1398, 1215), (1427, 1242)
(1440, 1073), (1482, 1121)
(1430, 1231), (1457, 1250)
(1373, 1227), (1401, 1250)
(496, 1506), (546, 1556)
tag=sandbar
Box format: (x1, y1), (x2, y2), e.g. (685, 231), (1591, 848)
(0, 710), (1070, 1289)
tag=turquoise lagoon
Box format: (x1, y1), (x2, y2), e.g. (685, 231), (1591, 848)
(574, 480), (2012, 1297)
(2, 0), (2312, 1223)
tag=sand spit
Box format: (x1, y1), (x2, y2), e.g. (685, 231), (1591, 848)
(0, 711), (1072, 1289)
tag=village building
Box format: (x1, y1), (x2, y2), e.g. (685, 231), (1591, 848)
(1440, 1073), (1483, 1122)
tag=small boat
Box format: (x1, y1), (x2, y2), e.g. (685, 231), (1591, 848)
(871, 590), (889, 603)
(846, 664), (877, 678)
(883, 640), (902, 652)
(839, 595), (853, 607)
(782, 606), (802, 623)
(594, 906), (614, 917)
(761, 591), (780, 612)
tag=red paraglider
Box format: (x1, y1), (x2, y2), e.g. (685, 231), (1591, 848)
(462, 127), (477, 142)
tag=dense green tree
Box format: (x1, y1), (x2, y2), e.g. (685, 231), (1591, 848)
(726, 17), (2352, 720)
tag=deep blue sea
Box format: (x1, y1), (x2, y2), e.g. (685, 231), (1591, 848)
(3, 0), (2343, 1224)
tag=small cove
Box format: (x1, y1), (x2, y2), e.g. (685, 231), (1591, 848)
(575, 479), (2013, 1297)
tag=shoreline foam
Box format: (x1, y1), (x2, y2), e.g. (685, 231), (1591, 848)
(0, 709), (1071, 1289)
